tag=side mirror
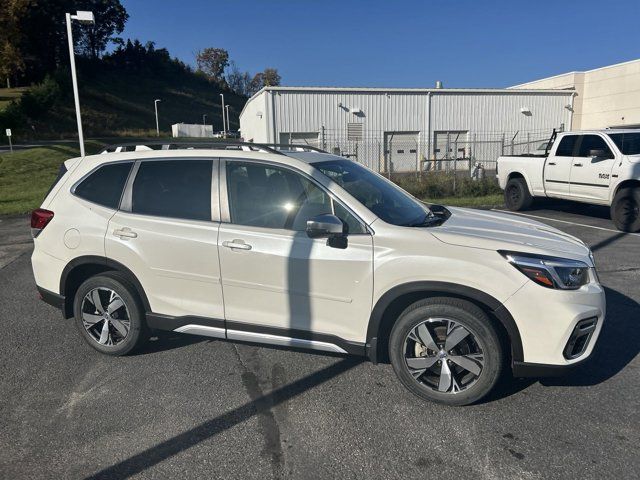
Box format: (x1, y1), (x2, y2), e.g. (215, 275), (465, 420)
(589, 149), (609, 160)
(306, 214), (345, 239)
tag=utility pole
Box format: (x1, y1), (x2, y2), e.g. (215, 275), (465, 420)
(154, 99), (161, 136)
(219, 93), (226, 137)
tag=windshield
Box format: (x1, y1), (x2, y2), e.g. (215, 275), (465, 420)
(312, 159), (431, 226)
(608, 132), (640, 155)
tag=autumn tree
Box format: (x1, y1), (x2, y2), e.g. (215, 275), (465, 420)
(196, 47), (229, 83)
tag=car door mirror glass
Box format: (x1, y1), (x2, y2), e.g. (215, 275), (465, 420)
(306, 214), (345, 239)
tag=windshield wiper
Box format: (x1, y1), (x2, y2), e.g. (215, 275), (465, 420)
(403, 214), (444, 228)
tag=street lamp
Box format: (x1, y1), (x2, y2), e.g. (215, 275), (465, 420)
(65, 10), (94, 157)
(154, 99), (161, 136)
(202, 114), (207, 126)
(225, 105), (230, 135)
(219, 93), (226, 137)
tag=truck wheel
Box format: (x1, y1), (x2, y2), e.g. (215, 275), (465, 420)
(611, 187), (640, 232)
(504, 177), (533, 211)
(389, 297), (503, 406)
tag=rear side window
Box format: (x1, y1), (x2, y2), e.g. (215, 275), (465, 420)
(555, 136), (577, 156)
(576, 135), (613, 158)
(74, 162), (132, 209)
(132, 160), (212, 221)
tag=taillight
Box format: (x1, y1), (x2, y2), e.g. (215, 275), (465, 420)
(31, 209), (54, 238)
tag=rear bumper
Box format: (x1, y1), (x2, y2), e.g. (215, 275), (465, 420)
(37, 285), (65, 311)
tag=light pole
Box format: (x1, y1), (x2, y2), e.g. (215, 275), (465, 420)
(154, 99), (161, 136)
(65, 10), (94, 157)
(219, 93), (226, 137)
(225, 105), (230, 135)
(202, 114), (207, 125)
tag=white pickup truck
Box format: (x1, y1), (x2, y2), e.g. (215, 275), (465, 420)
(497, 129), (640, 232)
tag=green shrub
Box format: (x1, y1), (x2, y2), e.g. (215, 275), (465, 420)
(393, 173), (501, 199)
(19, 76), (61, 119)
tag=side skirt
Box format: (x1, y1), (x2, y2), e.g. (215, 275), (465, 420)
(146, 313), (366, 357)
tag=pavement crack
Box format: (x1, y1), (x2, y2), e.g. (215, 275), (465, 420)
(231, 344), (285, 478)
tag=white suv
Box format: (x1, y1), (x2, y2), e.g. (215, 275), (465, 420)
(31, 143), (605, 405)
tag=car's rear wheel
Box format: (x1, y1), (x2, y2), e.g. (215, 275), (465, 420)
(389, 297), (503, 406)
(611, 187), (640, 232)
(73, 273), (147, 355)
(504, 177), (533, 211)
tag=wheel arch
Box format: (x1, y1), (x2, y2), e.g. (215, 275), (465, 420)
(60, 256), (151, 318)
(611, 179), (640, 203)
(506, 171), (533, 194)
(365, 282), (523, 367)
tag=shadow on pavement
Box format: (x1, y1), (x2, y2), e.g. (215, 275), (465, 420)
(531, 198), (612, 220)
(83, 357), (362, 480)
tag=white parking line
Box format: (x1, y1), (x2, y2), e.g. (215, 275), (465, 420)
(491, 209), (640, 237)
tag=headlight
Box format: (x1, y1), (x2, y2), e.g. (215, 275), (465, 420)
(499, 251), (591, 290)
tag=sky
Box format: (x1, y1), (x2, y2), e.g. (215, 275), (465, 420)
(120, 0), (640, 88)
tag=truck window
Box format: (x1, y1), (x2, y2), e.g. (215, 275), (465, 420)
(576, 135), (613, 159)
(608, 132), (640, 155)
(555, 136), (577, 156)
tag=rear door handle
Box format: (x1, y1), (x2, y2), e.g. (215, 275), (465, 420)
(573, 163), (583, 167)
(548, 162), (556, 166)
(222, 239), (252, 250)
(114, 227), (138, 239)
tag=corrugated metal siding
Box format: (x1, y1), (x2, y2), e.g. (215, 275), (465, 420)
(272, 91), (429, 139)
(239, 93), (269, 142)
(430, 92), (572, 134)
(240, 89), (573, 145)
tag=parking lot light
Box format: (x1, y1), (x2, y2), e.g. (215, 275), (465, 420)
(154, 99), (161, 136)
(65, 11), (94, 157)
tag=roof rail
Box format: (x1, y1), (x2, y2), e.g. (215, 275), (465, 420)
(99, 141), (284, 155)
(98, 141), (329, 155)
(264, 143), (328, 153)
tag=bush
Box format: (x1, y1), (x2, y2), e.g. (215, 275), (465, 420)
(19, 76), (61, 119)
(393, 173), (501, 199)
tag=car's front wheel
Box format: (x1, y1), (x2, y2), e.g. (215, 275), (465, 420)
(73, 272), (147, 355)
(389, 297), (503, 406)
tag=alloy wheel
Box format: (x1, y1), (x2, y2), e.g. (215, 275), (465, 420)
(81, 288), (131, 346)
(403, 318), (485, 394)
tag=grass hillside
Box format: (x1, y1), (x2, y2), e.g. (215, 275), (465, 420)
(0, 62), (247, 142)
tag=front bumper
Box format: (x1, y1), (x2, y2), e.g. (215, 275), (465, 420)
(504, 279), (605, 374)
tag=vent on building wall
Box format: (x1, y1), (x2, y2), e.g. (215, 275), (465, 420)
(347, 123), (363, 141)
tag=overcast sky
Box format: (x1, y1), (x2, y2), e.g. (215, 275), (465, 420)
(120, 0), (640, 88)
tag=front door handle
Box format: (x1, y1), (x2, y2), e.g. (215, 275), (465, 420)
(548, 162), (556, 166)
(573, 163), (583, 167)
(114, 227), (138, 239)
(222, 239), (252, 250)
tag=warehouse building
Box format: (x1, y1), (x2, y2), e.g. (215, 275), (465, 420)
(511, 58), (640, 130)
(240, 86), (574, 174)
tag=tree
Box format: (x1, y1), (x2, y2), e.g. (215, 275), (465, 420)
(0, 0), (128, 84)
(225, 61), (252, 96)
(75, 0), (128, 58)
(248, 68), (282, 96)
(262, 68), (281, 87)
(196, 47), (229, 83)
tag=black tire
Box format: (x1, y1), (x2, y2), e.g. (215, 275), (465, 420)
(389, 297), (503, 406)
(611, 187), (640, 232)
(504, 177), (533, 211)
(73, 272), (147, 355)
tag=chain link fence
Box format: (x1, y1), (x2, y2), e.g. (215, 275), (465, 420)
(283, 128), (559, 181)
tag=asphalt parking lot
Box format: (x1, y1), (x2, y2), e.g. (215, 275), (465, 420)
(1, 200), (638, 479)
